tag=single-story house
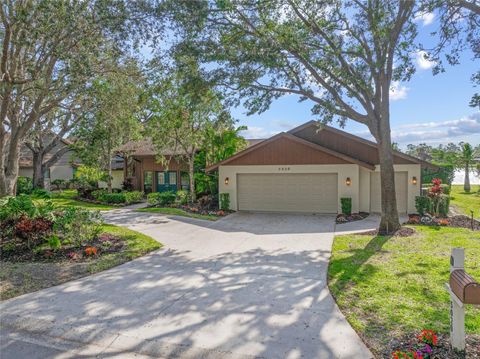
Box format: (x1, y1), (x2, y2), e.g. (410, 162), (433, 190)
(207, 121), (429, 214)
(117, 139), (190, 193)
(19, 137), (78, 183)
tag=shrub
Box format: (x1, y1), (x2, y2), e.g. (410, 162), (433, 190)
(51, 179), (66, 190)
(16, 176), (33, 195)
(421, 164), (455, 185)
(122, 178), (134, 191)
(219, 193), (230, 211)
(91, 189), (107, 200)
(0, 195), (54, 222)
(415, 196), (430, 216)
(31, 188), (51, 199)
(53, 207), (103, 245)
(147, 192), (161, 205)
(147, 191), (175, 206)
(99, 192), (126, 204)
(438, 194), (450, 217)
(176, 190), (189, 205)
(124, 191), (144, 204)
(340, 197), (352, 215)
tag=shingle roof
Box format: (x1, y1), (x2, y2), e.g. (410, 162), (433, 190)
(116, 138), (187, 156)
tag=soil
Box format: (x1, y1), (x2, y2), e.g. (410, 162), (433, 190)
(0, 233), (125, 263)
(385, 333), (480, 359)
(336, 212), (369, 224)
(407, 214), (480, 231)
(357, 226), (416, 237)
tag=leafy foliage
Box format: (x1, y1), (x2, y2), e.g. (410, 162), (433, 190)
(147, 191), (176, 206)
(340, 198), (352, 215)
(16, 177), (33, 195)
(219, 193), (230, 211)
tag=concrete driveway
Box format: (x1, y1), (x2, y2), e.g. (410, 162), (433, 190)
(1, 211), (372, 359)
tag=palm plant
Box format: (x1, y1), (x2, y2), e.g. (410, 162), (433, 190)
(458, 143), (475, 192)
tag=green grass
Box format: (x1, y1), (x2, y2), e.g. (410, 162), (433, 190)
(328, 226), (480, 356)
(450, 184), (480, 218)
(45, 189), (116, 211)
(0, 225), (161, 300)
(136, 207), (219, 221)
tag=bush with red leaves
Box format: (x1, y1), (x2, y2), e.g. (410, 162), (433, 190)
(14, 216), (53, 248)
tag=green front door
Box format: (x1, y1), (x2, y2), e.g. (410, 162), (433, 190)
(156, 171), (177, 192)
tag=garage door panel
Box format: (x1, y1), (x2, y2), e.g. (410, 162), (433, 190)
(237, 173), (338, 213)
(370, 172), (407, 213)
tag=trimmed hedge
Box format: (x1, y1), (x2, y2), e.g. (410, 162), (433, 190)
(99, 193), (126, 204)
(340, 197), (352, 215)
(125, 191), (144, 204)
(147, 191), (176, 206)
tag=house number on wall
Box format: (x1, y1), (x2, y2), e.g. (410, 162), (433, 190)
(278, 167), (290, 171)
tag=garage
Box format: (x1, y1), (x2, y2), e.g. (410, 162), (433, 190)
(237, 173), (338, 213)
(370, 171), (408, 213)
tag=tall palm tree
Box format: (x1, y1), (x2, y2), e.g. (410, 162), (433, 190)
(458, 143), (475, 192)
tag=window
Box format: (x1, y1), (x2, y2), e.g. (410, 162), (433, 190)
(181, 172), (190, 190)
(168, 171), (177, 186)
(144, 171), (153, 193)
(156, 171), (165, 185)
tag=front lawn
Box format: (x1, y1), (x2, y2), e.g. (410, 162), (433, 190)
(47, 189), (117, 210)
(328, 226), (480, 357)
(0, 224), (161, 300)
(136, 207), (219, 221)
(451, 184), (480, 218)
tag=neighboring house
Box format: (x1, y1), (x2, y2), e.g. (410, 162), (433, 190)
(207, 121), (433, 214)
(98, 155), (126, 190)
(117, 139), (190, 193)
(18, 137), (77, 183)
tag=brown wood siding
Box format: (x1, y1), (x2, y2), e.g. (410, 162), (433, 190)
(225, 136), (351, 166)
(293, 127), (415, 165)
(133, 155), (188, 192)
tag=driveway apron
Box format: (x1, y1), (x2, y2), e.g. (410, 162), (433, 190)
(0, 211), (372, 359)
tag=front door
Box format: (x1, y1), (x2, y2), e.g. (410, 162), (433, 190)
(156, 171), (178, 192)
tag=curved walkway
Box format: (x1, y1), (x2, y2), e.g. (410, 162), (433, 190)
(1, 211), (372, 359)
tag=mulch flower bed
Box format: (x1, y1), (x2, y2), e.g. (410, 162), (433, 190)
(1, 233), (125, 263)
(407, 214), (480, 231)
(387, 332), (480, 359)
(336, 212), (369, 224)
(178, 205), (231, 217)
(357, 226), (416, 237)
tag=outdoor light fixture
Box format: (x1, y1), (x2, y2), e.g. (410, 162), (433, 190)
(224, 177), (229, 185)
(345, 177), (351, 186)
(412, 176), (417, 185)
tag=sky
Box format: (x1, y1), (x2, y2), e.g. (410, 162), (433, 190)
(230, 13), (480, 151)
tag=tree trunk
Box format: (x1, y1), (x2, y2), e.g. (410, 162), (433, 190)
(32, 151), (45, 189)
(375, 118), (401, 235)
(188, 156), (196, 202)
(0, 138), (21, 196)
(464, 163), (471, 193)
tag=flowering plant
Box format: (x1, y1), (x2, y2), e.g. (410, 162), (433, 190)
(438, 218), (449, 226)
(418, 330), (437, 346)
(85, 246), (97, 256)
(392, 350), (423, 359)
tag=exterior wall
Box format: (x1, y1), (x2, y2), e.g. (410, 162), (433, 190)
(50, 165), (74, 181)
(19, 168), (33, 178)
(133, 155), (189, 192)
(359, 167), (371, 213)
(373, 164), (421, 214)
(218, 163), (421, 214)
(219, 164), (360, 213)
(99, 170), (124, 189)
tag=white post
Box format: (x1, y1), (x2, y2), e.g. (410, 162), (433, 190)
(450, 248), (465, 351)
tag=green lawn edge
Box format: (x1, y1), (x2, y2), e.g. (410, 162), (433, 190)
(136, 207), (219, 221)
(450, 185), (480, 218)
(0, 224), (161, 301)
(327, 225), (480, 356)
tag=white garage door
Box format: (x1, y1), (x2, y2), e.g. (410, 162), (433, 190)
(237, 173), (338, 213)
(370, 172), (408, 213)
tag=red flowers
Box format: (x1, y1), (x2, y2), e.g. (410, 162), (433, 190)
(392, 350), (423, 359)
(85, 246), (97, 256)
(418, 329), (437, 346)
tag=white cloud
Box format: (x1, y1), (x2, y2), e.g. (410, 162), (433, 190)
(389, 81), (409, 101)
(391, 113), (480, 144)
(353, 113), (480, 146)
(415, 50), (436, 70)
(415, 12), (435, 26)
(239, 126), (278, 139)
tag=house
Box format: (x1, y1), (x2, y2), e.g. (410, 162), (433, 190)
(19, 136), (78, 183)
(117, 139), (190, 193)
(207, 121), (428, 214)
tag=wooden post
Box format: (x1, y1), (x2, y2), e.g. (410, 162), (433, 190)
(449, 248), (465, 351)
